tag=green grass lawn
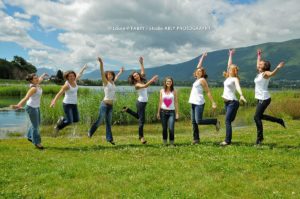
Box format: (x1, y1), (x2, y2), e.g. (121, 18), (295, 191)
(1, 120), (300, 198)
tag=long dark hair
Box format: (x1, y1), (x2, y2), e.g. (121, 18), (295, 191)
(63, 71), (76, 80)
(105, 71), (116, 81)
(26, 73), (37, 82)
(194, 68), (208, 79)
(128, 71), (146, 85)
(262, 60), (271, 72)
(163, 76), (174, 92)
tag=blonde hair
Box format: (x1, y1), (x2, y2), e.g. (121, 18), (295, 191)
(223, 64), (239, 78)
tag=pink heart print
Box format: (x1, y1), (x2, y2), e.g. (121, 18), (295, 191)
(163, 98), (173, 108)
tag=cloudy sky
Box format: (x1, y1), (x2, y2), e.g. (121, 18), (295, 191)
(0, 0), (299, 72)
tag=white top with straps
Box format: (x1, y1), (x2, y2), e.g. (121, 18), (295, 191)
(103, 82), (116, 101)
(137, 88), (148, 102)
(161, 90), (175, 110)
(26, 84), (42, 108)
(222, 77), (238, 101)
(189, 79), (205, 105)
(254, 73), (270, 100)
(63, 81), (78, 104)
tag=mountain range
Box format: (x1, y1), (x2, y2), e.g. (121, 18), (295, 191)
(37, 38), (300, 82)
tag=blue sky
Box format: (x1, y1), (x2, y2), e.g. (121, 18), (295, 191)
(0, 0), (299, 71)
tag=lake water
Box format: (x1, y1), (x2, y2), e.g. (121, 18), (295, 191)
(0, 86), (175, 137)
(0, 97), (28, 137)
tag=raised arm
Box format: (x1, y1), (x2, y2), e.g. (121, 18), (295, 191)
(38, 73), (48, 84)
(257, 49), (262, 70)
(135, 75), (158, 89)
(76, 64), (88, 81)
(264, 61), (285, 78)
(200, 79), (217, 109)
(139, 56), (145, 76)
(227, 49), (235, 70)
(11, 87), (37, 109)
(97, 57), (108, 85)
(234, 78), (247, 103)
(157, 90), (163, 120)
(197, 52), (207, 68)
(114, 67), (124, 82)
(50, 83), (69, 107)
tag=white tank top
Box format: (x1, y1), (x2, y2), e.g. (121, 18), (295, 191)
(222, 77), (238, 101)
(63, 81), (78, 104)
(189, 79), (205, 105)
(26, 84), (42, 108)
(161, 90), (175, 110)
(103, 82), (116, 101)
(137, 87), (148, 102)
(254, 73), (270, 100)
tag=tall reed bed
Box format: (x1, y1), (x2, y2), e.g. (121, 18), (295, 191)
(1, 85), (299, 125)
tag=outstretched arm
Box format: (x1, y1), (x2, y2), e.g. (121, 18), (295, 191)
(11, 87), (37, 109)
(76, 64), (88, 81)
(227, 49), (235, 70)
(97, 57), (108, 85)
(197, 52), (207, 68)
(257, 49), (262, 70)
(139, 56), (145, 76)
(135, 75), (158, 89)
(264, 61), (285, 78)
(38, 73), (48, 84)
(114, 67), (124, 82)
(200, 79), (217, 109)
(234, 78), (247, 103)
(50, 83), (69, 107)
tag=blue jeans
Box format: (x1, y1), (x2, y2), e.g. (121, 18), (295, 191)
(254, 98), (282, 141)
(160, 110), (175, 141)
(224, 100), (239, 143)
(125, 101), (147, 139)
(25, 105), (41, 145)
(57, 103), (79, 130)
(89, 102), (113, 141)
(191, 104), (217, 141)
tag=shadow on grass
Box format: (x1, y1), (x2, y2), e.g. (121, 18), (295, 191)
(44, 140), (300, 152)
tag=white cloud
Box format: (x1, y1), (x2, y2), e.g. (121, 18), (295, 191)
(14, 11), (31, 19)
(1, 0), (300, 71)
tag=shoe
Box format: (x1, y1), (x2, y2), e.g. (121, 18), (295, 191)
(256, 138), (264, 145)
(121, 107), (128, 113)
(35, 144), (44, 150)
(163, 140), (168, 146)
(192, 140), (199, 145)
(215, 120), (221, 132)
(54, 116), (64, 134)
(220, 141), (230, 146)
(279, 119), (286, 128)
(140, 137), (147, 144)
(27, 138), (32, 143)
(88, 131), (93, 138)
(109, 140), (115, 145)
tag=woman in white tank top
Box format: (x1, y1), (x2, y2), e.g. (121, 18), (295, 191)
(88, 57), (124, 145)
(220, 49), (247, 146)
(157, 77), (179, 145)
(50, 64), (88, 134)
(122, 56), (158, 144)
(188, 52), (220, 144)
(254, 49), (286, 145)
(11, 73), (48, 149)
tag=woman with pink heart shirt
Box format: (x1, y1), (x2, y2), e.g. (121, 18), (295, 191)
(157, 77), (179, 146)
(189, 52), (220, 144)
